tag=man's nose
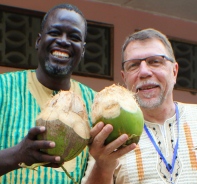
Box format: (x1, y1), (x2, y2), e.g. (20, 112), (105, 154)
(138, 60), (152, 77)
(57, 34), (71, 46)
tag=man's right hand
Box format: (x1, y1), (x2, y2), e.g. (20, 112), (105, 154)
(85, 122), (136, 184)
(0, 126), (62, 176)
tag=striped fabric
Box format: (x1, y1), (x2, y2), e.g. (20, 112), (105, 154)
(0, 70), (96, 184)
(114, 102), (197, 183)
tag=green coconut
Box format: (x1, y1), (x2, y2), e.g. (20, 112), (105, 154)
(36, 90), (90, 162)
(18, 91), (89, 183)
(92, 84), (144, 146)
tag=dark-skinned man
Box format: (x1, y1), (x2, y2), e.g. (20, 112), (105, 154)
(0, 4), (95, 184)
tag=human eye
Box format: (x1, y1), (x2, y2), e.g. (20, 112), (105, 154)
(125, 60), (140, 71)
(148, 56), (163, 66)
(47, 30), (60, 37)
(69, 33), (82, 42)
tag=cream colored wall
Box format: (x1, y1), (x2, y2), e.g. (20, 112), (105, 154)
(1, 0), (197, 103)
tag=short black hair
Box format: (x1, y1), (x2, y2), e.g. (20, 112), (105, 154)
(41, 4), (87, 38)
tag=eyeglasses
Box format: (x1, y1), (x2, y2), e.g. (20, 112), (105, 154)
(122, 55), (174, 73)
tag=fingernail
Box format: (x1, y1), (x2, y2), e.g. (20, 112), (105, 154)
(40, 126), (46, 131)
(97, 122), (103, 128)
(50, 142), (55, 147)
(55, 156), (61, 162)
(120, 134), (128, 141)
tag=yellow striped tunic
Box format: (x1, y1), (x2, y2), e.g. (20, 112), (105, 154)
(0, 70), (96, 184)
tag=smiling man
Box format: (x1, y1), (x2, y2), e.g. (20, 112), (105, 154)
(0, 4), (95, 184)
(121, 33), (177, 112)
(82, 28), (197, 184)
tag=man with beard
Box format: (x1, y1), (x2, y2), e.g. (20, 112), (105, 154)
(82, 28), (197, 184)
(0, 4), (95, 184)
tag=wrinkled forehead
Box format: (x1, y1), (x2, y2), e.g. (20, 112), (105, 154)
(124, 39), (169, 60)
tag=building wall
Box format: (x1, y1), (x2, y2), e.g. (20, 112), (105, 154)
(1, 0), (197, 103)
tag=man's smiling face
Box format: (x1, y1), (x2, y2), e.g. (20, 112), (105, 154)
(36, 8), (85, 78)
(121, 39), (178, 109)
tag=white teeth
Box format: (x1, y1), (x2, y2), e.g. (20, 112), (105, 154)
(136, 81), (159, 91)
(52, 51), (69, 59)
(140, 86), (154, 90)
(145, 87), (153, 89)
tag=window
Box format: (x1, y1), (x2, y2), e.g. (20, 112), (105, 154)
(170, 39), (197, 93)
(0, 5), (114, 80)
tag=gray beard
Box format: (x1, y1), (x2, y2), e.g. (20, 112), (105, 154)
(134, 90), (165, 109)
(132, 79), (175, 109)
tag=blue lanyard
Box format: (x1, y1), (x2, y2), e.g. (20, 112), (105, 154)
(144, 103), (179, 177)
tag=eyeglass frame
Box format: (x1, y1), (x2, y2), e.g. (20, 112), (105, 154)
(122, 54), (174, 72)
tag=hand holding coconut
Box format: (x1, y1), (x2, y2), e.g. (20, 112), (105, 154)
(0, 126), (62, 176)
(19, 90), (90, 183)
(91, 84), (144, 146)
(82, 84), (144, 184)
(17, 126), (62, 168)
(88, 122), (136, 179)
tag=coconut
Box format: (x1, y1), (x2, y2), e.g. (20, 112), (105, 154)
(92, 84), (144, 146)
(36, 90), (90, 162)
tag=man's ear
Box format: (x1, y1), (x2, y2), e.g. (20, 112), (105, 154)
(35, 33), (41, 50)
(82, 42), (86, 57)
(173, 62), (179, 84)
(121, 70), (126, 84)
(173, 62), (179, 77)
